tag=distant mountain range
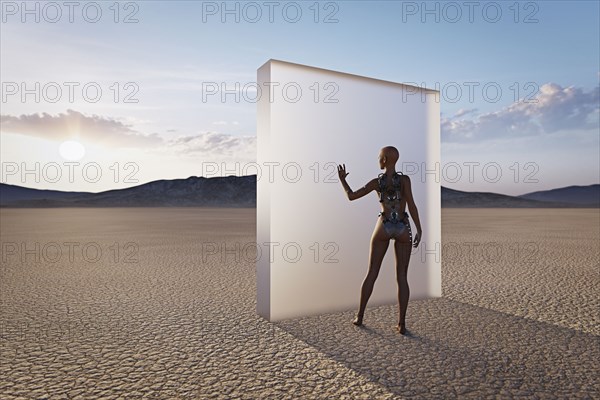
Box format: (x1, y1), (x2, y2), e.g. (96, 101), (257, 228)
(442, 184), (599, 208)
(0, 176), (598, 208)
(0, 176), (256, 207)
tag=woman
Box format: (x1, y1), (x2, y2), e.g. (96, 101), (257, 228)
(337, 145), (422, 334)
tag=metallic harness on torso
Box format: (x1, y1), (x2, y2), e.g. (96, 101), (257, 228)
(377, 171), (409, 225)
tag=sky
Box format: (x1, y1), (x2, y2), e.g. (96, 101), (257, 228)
(1, 0), (599, 196)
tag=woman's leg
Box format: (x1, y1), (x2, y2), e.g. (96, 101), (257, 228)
(354, 224), (390, 325)
(394, 228), (412, 333)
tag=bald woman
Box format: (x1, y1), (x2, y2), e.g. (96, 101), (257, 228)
(338, 146), (422, 335)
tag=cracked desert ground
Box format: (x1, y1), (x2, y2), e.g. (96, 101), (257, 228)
(1, 208), (598, 399)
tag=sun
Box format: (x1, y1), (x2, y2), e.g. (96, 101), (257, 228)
(59, 140), (86, 161)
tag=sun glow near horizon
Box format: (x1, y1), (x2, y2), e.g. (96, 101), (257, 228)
(58, 140), (86, 161)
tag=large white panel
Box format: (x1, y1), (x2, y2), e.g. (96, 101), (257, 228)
(257, 59), (440, 321)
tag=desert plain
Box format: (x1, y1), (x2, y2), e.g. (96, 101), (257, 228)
(0, 208), (598, 399)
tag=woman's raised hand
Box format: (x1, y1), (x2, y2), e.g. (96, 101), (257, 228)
(337, 164), (349, 181)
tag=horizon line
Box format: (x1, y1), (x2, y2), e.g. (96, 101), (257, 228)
(1, 175), (599, 198)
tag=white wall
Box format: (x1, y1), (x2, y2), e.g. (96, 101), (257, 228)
(257, 59), (441, 321)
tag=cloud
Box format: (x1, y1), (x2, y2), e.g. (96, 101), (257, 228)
(442, 83), (599, 142)
(169, 131), (256, 159)
(453, 108), (478, 118)
(0, 109), (163, 148)
(212, 120), (240, 126)
(0, 109), (256, 159)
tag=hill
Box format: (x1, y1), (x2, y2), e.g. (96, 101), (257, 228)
(1, 177), (597, 208)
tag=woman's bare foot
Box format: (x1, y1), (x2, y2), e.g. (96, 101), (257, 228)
(396, 322), (406, 335)
(352, 313), (364, 326)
